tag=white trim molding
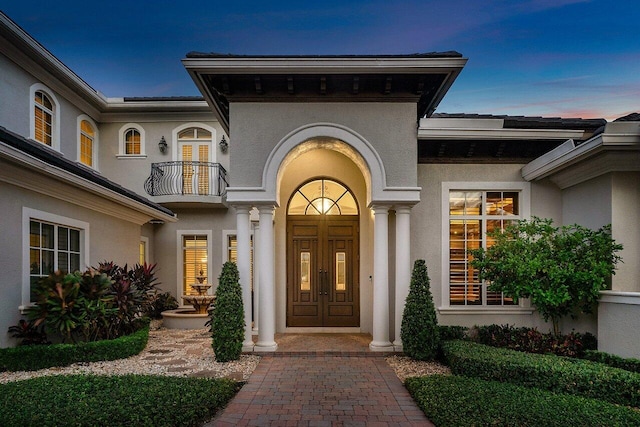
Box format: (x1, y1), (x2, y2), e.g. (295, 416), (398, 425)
(600, 290), (640, 305)
(21, 207), (90, 311)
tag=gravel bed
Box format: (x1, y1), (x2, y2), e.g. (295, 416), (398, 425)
(0, 324), (260, 384)
(386, 355), (451, 382)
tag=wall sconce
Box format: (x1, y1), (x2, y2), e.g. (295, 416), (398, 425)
(219, 135), (228, 153)
(158, 136), (167, 154)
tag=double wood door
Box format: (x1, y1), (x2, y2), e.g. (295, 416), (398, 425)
(287, 216), (359, 327)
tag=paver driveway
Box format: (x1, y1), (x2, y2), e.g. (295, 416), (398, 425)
(207, 355), (434, 426)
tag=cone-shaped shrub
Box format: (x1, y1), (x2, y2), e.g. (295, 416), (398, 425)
(401, 259), (440, 360)
(211, 262), (245, 362)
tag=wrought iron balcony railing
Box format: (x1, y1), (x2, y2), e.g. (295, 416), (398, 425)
(144, 161), (227, 197)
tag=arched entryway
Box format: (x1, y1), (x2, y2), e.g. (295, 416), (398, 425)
(286, 178), (360, 327)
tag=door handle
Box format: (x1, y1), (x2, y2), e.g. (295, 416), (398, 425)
(319, 269), (324, 296)
(324, 270), (329, 295)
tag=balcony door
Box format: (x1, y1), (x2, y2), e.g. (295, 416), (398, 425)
(178, 127), (212, 195)
(287, 178), (359, 327)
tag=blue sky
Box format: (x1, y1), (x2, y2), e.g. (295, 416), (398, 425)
(3, 1), (638, 120)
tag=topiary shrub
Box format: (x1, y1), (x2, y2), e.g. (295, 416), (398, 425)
(401, 259), (439, 360)
(211, 262), (245, 362)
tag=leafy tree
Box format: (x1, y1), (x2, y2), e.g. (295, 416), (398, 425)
(401, 259), (440, 360)
(471, 217), (623, 335)
(211, 262), (245, 362)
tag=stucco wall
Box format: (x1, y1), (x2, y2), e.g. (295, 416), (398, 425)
(151, 208), (234, 299)
(0, 181), (142, 347)
(228, 102), (417, 191)
(97, 119), (226, 197)
(598, 294), (640, 358)
(275, 148), (372, 333)
(412, 163), (589, 333)
(611, 172), (640, 292)
(0, 51), (93, 163)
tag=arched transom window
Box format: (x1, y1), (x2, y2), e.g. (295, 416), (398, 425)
(288, 179), (358, 215)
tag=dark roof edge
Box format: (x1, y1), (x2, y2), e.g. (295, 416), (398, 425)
(123, 96), (205, 102)
(431, 113), (606, 130)
(186, 51), (464, 59)
(0, 126), (175, 218)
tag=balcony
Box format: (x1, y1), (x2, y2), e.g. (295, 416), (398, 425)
(144, 161), (227, 207)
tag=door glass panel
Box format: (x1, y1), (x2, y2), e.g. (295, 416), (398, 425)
(300, 252), (310, 291)
(197, 145), (209, 194)
(182, 145), (194, 194)
(336, 252), (346, 291)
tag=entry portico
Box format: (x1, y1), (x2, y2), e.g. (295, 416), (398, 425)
(183, 54), (467, 351)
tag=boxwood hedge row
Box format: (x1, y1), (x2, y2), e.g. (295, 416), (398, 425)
(583, 349), (640, 374)
(406, 374), (640, 427)
(442, 340), (640, 408)
(0, 327), (149, 372)
(0, 375), (240, 427)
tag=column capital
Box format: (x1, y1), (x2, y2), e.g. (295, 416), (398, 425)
(231, 204), (252, 214)
(256, 204), (276, 215)
(393, 205), (413, 215)
(370, 204), (391, 214)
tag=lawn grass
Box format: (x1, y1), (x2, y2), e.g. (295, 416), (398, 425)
(0, 374), (240, 427)
(406, 374), (640, 427)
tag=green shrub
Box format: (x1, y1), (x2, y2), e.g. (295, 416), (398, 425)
(0, 327), (148, 371)
(471, 324), (597, 357)
(211, 262), (245, 362)
(442, 340), (640, 407)
(406, 374), (640, 427)
(146, 292), (179, 319)
(438, 325), (467, 341)
(401, 260), (439, 360)
(0, 375), (240, 427)
(584, 350), (640, 374)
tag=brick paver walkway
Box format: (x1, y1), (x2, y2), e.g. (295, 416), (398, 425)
(207, 355), (434, 426)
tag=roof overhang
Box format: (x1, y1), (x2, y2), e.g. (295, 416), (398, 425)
(522, 121), (640, 188)
(182, 54), (468, 134)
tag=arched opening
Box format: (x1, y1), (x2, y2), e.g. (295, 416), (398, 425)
(286, 178), (360, 327)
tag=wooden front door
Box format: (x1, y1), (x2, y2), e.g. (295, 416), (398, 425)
(287, 216), (359, 327)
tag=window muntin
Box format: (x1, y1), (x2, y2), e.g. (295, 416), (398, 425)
(29, 220), (81, 302)
(125, 128), (141, 155)
(449, 190), (519, 306)
(34, 91), (53, 146)
(287, 179), (358, 215)
(79, 120), (94, 166)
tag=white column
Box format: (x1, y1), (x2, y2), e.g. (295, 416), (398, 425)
(251, 217), (260, 332)
(393, 205), (412, 350)
(370, 205), (393, 351)
(255, 205), (277, 351)
(235, 205), (254, 351)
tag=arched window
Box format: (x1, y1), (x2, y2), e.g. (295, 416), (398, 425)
(288, 178), (358, 215)
(77, 115), (98, 168)
(118, 123), (146, 157)
(34, 91), (54, 146)
(124, 128), (141, 154)
(79, 120), (94, 166)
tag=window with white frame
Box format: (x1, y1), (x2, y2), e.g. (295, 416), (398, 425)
(25, 210), (88, 305)
(181, 234), (209, 295)
(118, 124), (146, 157)
(30, 84), (60, 149)
(443, 183), (529, 308)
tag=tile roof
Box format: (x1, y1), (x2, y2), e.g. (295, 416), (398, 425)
(431, 113), (606, 130)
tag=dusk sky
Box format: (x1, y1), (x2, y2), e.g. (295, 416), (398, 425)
(2, 1), (638, 120)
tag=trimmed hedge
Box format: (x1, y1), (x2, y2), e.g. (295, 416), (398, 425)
(0, 374), (240, 427)
(442, 340), (640, 408)
(584, 350), (640, 374)
(0, 327), (149, 372)
(406, 374), (640, 427)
